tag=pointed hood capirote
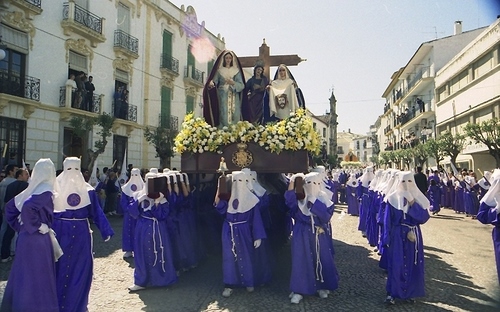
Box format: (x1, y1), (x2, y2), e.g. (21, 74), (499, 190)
(53, 157), (92, 212)
(387, 171), (430, 213)
(15, 158), (56, 211)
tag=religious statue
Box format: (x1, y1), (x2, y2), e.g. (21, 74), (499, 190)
(203, 50), (248, 127)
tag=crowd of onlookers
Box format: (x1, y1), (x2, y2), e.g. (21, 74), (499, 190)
(65, 71), (96, 112)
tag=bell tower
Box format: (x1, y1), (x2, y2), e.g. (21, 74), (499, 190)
(329, 91), (338, 166)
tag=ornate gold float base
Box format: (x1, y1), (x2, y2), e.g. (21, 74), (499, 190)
(181, 142), (309, 173)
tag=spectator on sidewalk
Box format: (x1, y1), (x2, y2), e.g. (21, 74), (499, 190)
(1, 168), (29, 263)
(104, 170), (119, 216)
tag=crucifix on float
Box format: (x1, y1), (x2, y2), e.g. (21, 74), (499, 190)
(238, 39), (306, 78)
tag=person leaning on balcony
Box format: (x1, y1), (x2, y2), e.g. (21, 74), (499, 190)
(85, 75), (95, 112)
(75, 72), (87, 109)
(121, 89), (129, 119)
(65, 74), (77, 107)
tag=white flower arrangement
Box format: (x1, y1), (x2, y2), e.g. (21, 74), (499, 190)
(174, 109), (321, 155)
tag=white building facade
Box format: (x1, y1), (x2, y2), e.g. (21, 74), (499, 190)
(0, 0), (225, 171)
(435, 18), (500, 172)
(377, 22), (485, 167)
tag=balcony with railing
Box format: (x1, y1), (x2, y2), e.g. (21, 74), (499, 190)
(183, 65), (204, 88)
(112, 99), (137, 122)
(407, 66), (434, 93)
(113, 30), (138, 59)
(0, 70), (40, 102)
(7, 0), (42, 19)
(398, 99), (435, 131)
(158, 114), (179, 131)
(61, 2), (106, 47)
(160, 54), (180, 75)
(59, 85), (102, 116)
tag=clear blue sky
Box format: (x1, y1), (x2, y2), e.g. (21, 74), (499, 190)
(175, 0), (500, 135)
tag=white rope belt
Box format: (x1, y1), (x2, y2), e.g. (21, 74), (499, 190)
(402, 223), (419, 265)
(314, 225), (325, 283)
(227, 220), (247, 260)
(142, 215), (166, 272)
(57, 217), (88, 221)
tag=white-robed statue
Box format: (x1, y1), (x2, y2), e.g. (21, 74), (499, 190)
(267, 64), (300, 120)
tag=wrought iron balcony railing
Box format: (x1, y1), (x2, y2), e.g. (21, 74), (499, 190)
(112, 100), (137, 122)
(0, 70), (40, 101)
(25, 0), (42, 7)
(59, 86), (102, 113)
(184, 66), (204, 84)
(158, 114), (179, 131)
(160, 54), (179, 74)
(114, 30), (138, 55)
(63, 2), (103, 34)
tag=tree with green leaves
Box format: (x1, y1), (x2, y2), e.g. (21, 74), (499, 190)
(464, 118), (500, 168)
(411, 142), (428, 168)
(424, 138), (445, 167)
(70, 112), (115, 172)
(398, 149), (413, 170)
(379, 152), (391, 168)
(439, 130), (466, 169)
(144, 126), (177, 169)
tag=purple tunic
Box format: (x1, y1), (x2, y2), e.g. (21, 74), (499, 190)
(382, 201), (430, 299)
(357, 185), (371, 233)
(52, 190), (114, 312)
(1, 192), (59, 312)
(454, 184), (466, 213)
(428, 184), (442, 213)
(173, 192), (199, 270)
(477, 202), (500, 284)
(285, 190), (339, 295)
(253, 194), (273, 286)
(130, 197), (178, 287)
(120, 192), (137, 252)
(365, 190), (380, 247)
(346, 185), (359, 216)
(215, 200), (267, 288)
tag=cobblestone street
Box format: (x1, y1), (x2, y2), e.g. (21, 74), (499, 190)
(1, 205), (499, 311)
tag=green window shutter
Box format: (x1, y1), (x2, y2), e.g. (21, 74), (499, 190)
(161, 86), (171, 127)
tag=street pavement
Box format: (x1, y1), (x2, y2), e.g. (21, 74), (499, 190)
(1, 205), (499, 312)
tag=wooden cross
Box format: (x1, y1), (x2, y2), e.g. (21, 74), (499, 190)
(238, 39), (305, 79)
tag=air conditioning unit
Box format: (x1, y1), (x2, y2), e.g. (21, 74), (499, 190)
(421, 118), (427, 126)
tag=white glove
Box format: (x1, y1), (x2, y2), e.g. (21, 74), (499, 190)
(38, 223), (49, 234)
(183, 173), (190, 185)
(178, 174), (184, 182)
(104, 236), (111, 242)
(254, 239), (262, 249)
(154, 192), (165, 204)
(291, 173), (304, 183)
(494, 197), (500, 214)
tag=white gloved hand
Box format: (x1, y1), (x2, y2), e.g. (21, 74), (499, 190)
(154, 192), (165, 204)
(254, 239), (262, 249)
(38, 223), (49, 234)
(178, 174), (184, 182)
(291, 173), (304, 183)
(494, 197), (500, 214)
(104, 236), (111, 242)
(183, 173), (190, 185)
